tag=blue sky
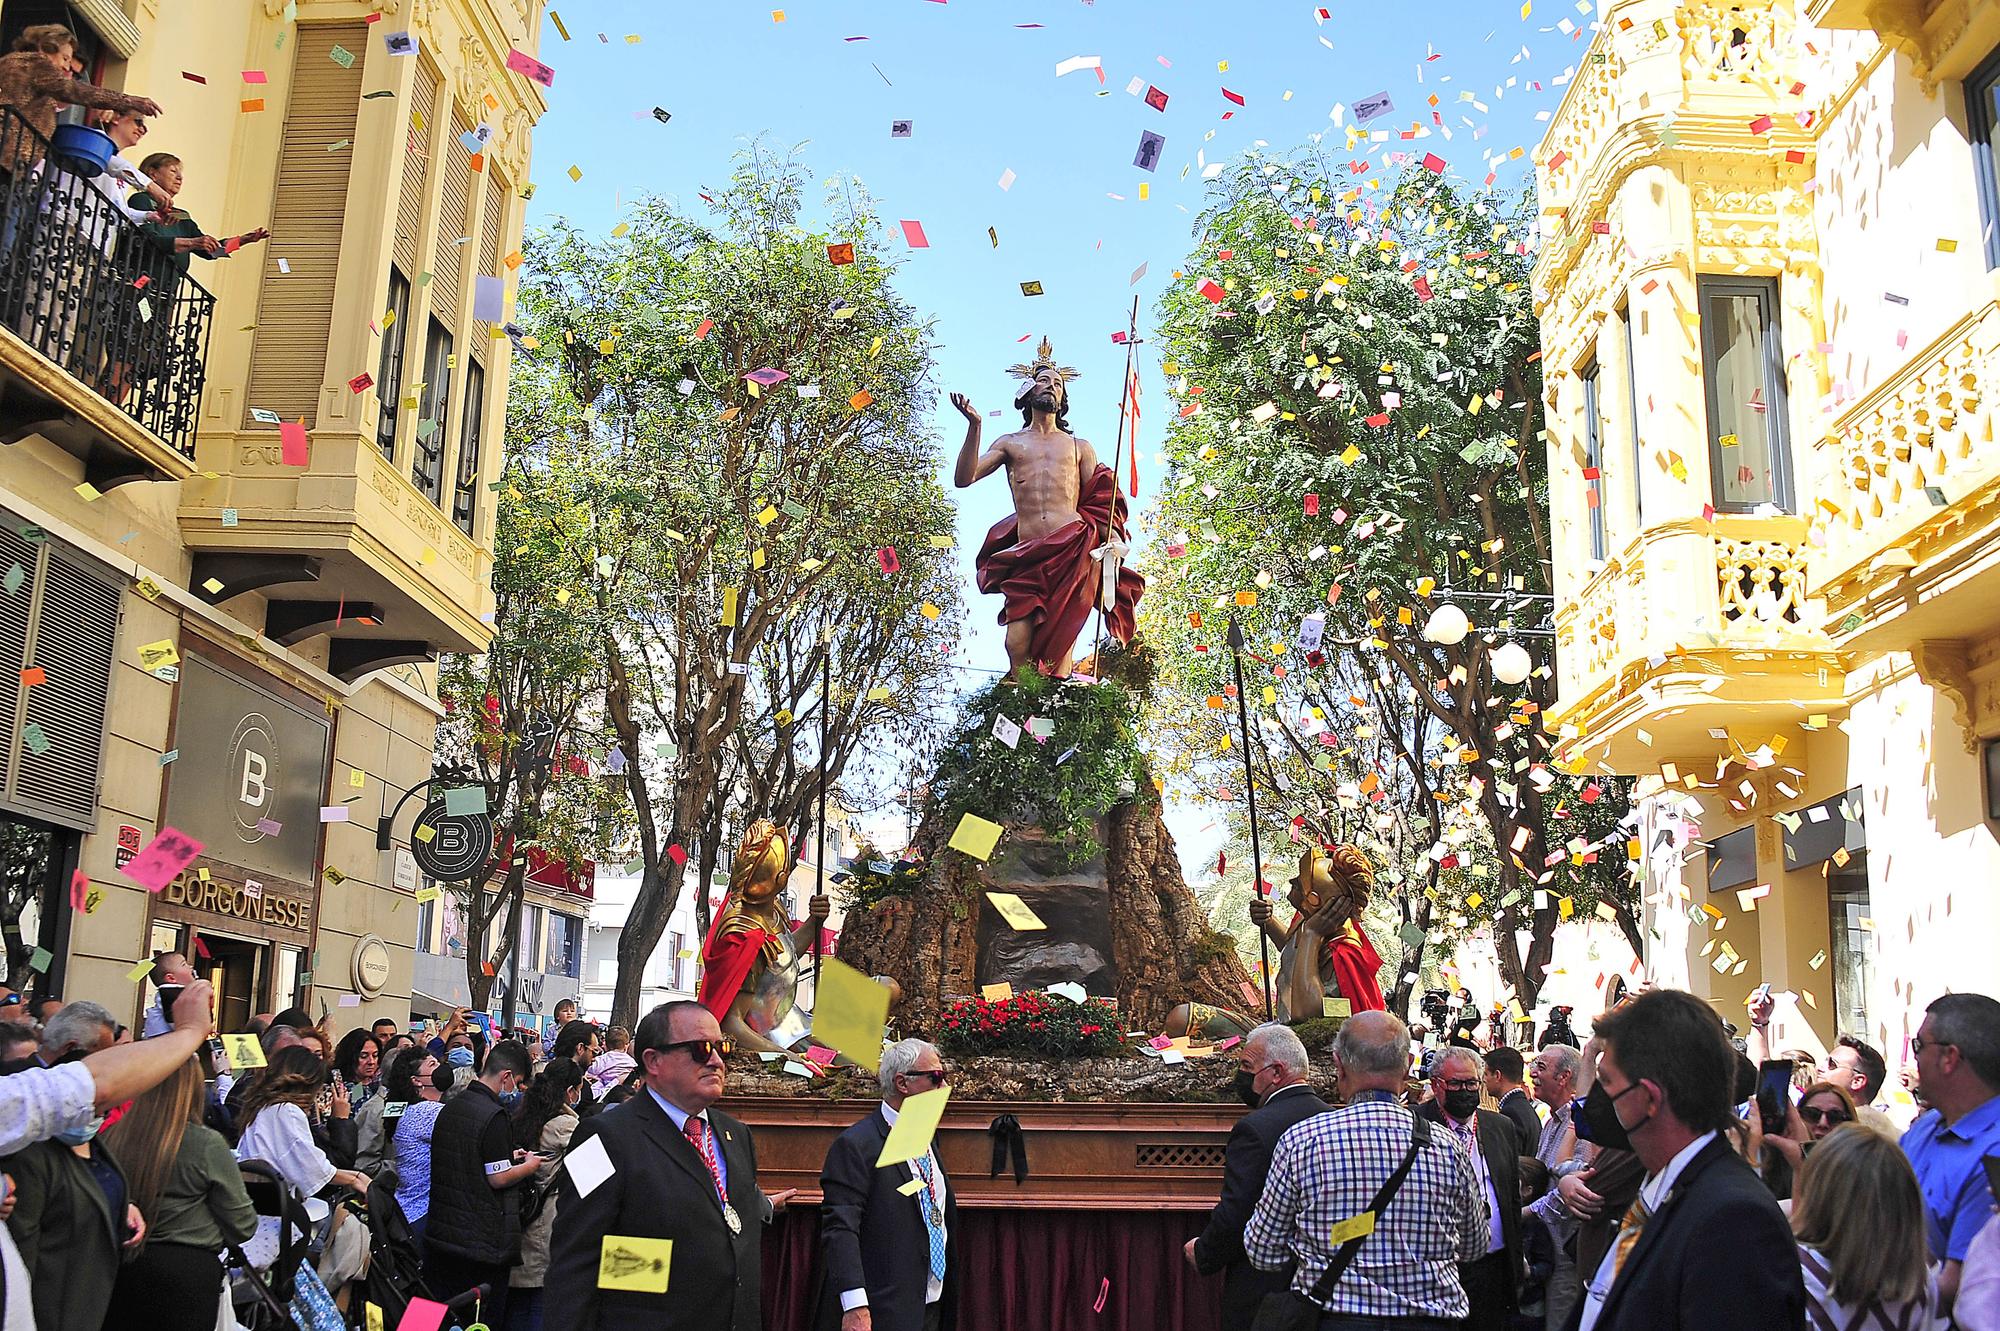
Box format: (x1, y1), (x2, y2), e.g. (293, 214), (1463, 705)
(521, 0), (1583, 857)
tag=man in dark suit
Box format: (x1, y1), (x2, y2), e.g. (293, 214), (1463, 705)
(818, 1038), (957, 1331)
(1485, 1045), (1542, 1154)
(1420, 1046), (1522, 1331)
(1183, 1022), (1331, 1330)
(546, 999), (764, 1331)
(1565, 989), (1804, 1331)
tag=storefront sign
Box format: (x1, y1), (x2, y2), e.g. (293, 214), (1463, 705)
(411, 797), (494, 881)
(163, 657), (331, 883)
(159, 869), (313, 936)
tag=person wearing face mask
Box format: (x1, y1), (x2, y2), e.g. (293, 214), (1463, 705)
(1183, 1022), (1330, 1330)
(1568, 989), (1804, 1331)
(507, 1057), (585, 1331)
(1418, 1047), (1524, 1331)
(423, 1039), (539, 1323)
(384, 1049), (446, 1247)
(0, 1096), (144, 1331)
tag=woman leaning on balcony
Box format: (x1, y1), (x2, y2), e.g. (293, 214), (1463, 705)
(0, 25), (161, 180)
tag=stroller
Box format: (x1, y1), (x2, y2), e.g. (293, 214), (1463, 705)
(359, 1168), (499, 1331)
(224, 1158), (326, 1329)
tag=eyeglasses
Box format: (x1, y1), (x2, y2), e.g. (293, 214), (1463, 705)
(1439, 1078), (1482, 1092)
(1911, 1035), (1943, 1057)
(652, 1038), (732, 1063)
(901, 1068), (947, 1087)
(1797, 1105), (1851, 1127)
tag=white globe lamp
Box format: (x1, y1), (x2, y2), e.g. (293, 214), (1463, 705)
(1491, 641), (1533, 685)
(1423, 603), (1471, 645)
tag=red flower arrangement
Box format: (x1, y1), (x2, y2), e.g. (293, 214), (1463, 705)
(935, 990), (1127, 1058)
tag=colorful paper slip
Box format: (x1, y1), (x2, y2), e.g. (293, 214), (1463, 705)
(120, 827), (204, 893)
(876, 1084), (950, 1168)
(598, 1235), (671, 1292)
(947, 813), (1004, 861)
(1328, 1211), (1376, 1245)
(221, 1033), (266, 1069)
(811, 958), (890, 1073)
(983, 891), (1046, 931)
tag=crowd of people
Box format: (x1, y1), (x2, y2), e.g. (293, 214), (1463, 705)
(0, 943), (1989, 1331)
(0, 23), (265, 398)
(1191, 987), (2000, 1331)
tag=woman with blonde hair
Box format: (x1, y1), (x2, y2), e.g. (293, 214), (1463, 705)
(1792, 1123), (1943, 1330)
(102, 1057), (256, 1330)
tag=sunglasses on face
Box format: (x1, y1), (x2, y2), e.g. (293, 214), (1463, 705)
(653, 1038), (732, 1063)
(1798, 1105), (1850, 1127)
(901, 1068), (947, 1088)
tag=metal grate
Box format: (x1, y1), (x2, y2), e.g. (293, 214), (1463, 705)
(1135, 1143), (1227, 1170)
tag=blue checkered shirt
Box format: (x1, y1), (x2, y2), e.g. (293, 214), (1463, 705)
(1245, 1096), (1488, 1319)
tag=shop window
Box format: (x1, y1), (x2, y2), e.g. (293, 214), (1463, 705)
(1698, 275), (1793, 512)
(1828, 858), (1873, 1041)
(521, 903), (542, 974)
(416, 893), (437, 955)
(0, 812), (73, 996)
(1619, 301), (1642, 527)
(1969, 46), (2000, 269)
(452, 357), (485, 534)
(411, 319), (453, 504)
(1579, 359), (1606, 560)
(547, 912), (578, 978)
(375, 267), (411, 459)
(274, 945), (305, 1015)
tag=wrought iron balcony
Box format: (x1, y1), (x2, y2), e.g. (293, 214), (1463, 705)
(0, 105), (214, 485)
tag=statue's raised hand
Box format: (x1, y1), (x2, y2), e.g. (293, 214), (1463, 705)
(950, 392), (979, 423)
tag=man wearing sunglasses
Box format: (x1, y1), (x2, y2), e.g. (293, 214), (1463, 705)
(818, 1039), (958, 1331)
(1901, 992), (2000, 1320)
(546, 999), (765, 1331)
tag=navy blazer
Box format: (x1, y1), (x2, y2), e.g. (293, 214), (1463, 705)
(1561, 1135), (1805, 1331)
(1191, 1084), (1332, 1329)
(816, 1107), (959, 1331)
(545, 1092), (763, 1331)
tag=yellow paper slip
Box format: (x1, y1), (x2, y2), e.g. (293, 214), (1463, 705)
(220, 1034), (266, 1069)
(1328, 1211), (1376, 1245)
(984, 891), (1047, 931)
(598, 1235), (672, 1293)
(980, 983), (1012, 1002)
(811, 958), (890, 1073)
(876, 1085), (950, 1168)
(948, 813), (1004, 861)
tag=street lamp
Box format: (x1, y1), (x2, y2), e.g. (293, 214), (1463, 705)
(1490, 641), (1533, 686)
(1423, 603), (1471, 645)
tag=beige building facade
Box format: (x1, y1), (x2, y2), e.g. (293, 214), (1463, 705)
(1536, 0), (2000, 1077)
(0, 0), (540, 1037)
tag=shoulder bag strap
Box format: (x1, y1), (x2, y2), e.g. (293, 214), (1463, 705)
(1307, 1112), (1433, 1306)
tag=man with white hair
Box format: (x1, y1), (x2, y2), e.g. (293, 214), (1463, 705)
(818, 1038), (957, 1331)
(1185, 1021), (1331, 1329)
(1246, 1010), (1487, 1325)
(1526, 1043), (1587, 1328)
(1419, 1045), (1524, 1331)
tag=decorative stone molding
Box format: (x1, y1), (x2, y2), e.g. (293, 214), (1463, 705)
(1910, 639), (1978, 753)
(1717, 533), (1809, 630)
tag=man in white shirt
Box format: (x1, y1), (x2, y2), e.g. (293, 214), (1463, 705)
(1571, 990), (1803, 1331)
(819, 1038), (956, 1331)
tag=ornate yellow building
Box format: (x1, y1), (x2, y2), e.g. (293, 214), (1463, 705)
(1537, 0), (2000, 1074)
(0, 0), (539, 1032)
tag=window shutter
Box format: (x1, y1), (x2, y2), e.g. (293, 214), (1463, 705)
(241, 23), (366, 429)
(474, 168), (508, 340)
(0, 520), (119, 831)
(394, 60), (440, 281)
(432, 109), (474, 317)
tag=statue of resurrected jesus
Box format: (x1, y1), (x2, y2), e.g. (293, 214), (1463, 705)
(952, 337), (1144, 679)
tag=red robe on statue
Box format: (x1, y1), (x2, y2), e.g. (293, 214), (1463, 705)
(695, 909), (769, 1020)
(975, 463), (1145, 670)
(1325, 922), (1387, 1014)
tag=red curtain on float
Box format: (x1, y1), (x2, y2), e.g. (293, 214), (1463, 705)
(762, 1205), (1223, 1331)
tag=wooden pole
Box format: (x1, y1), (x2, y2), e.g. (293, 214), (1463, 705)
(814, 648), (829, 981)
(1227, 616), (1275, 1021)
(1088, 296), (1142, 673)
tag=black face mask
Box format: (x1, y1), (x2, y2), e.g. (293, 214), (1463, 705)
(1441, 1089), (1481, 1121)
(1575, 1081), (1644, 1153)
(1232, 1070), (1262, 1108)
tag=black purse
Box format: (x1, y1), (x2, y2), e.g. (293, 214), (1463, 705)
(1249, 1110), (1433, 1331)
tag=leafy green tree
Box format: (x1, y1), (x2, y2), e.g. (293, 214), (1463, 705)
(505, 145), (961, 1024)
(434, 483), (627, 1018)
(1143, 153), (1637, 1010)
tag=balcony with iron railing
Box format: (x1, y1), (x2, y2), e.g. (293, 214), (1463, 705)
(0, 106), (214, 488)
(1552, 513), (1845, 770)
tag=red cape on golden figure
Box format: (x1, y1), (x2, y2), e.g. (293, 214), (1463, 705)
(953, 337), (1145, 678)
(1251, 844), (1388, 1021)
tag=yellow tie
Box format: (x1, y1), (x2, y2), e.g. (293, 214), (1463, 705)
(1609, 1194), (1654, 1278)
